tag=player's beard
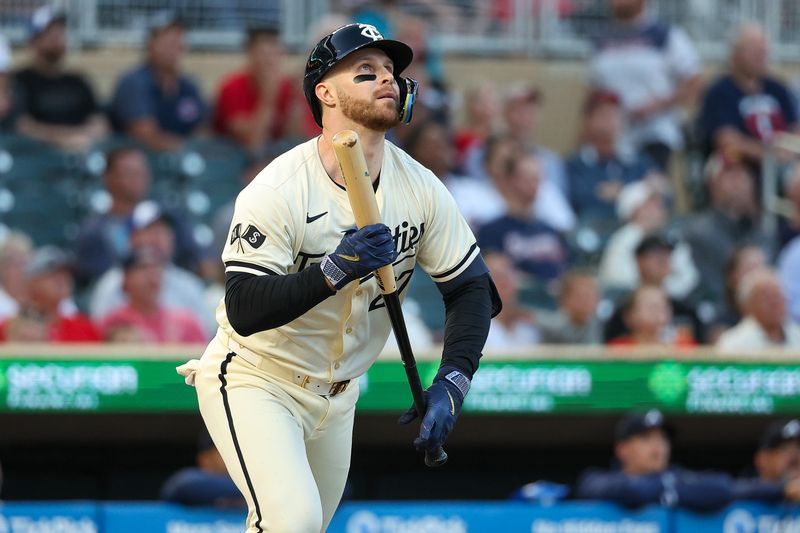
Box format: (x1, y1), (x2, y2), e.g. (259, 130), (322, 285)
(339, 92), (400, 132)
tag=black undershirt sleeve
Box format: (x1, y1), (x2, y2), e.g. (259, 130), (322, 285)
(436, 257), (502, 379)
(224, 263), (335, 336)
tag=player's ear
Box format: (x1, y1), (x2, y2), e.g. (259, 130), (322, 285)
(315, 81), (337, 111)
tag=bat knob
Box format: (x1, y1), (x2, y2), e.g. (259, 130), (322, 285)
(424, 446), (448, 468)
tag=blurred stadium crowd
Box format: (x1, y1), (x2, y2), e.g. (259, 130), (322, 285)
(0, 0), (797, 352)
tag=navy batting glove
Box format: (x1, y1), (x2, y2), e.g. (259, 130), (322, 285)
(320, 223), (398, 290)
(398, 367), (471, 453)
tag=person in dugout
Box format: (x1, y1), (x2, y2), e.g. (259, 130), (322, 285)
(734, 418), (800, 502)
(575, 409), (732, 510)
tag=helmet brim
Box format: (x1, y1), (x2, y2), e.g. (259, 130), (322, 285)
(357, 39), (414, 76)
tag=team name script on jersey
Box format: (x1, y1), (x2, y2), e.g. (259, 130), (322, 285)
(294, 220), (424, 311)
(294, 220), (425, 272)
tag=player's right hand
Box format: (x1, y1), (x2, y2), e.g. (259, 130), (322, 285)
(320, 223), (398, 290)
(398, 367), (470, 453)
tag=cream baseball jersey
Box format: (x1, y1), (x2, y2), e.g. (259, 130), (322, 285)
(218, 137), (479, 383)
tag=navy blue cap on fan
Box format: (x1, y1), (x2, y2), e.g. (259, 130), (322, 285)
(635, 233), (676, 256)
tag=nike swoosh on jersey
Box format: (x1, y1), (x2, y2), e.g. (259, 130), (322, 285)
(306, 211), (328, 223)
(337, 253), (360, 262)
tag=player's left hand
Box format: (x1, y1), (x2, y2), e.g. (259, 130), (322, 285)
(398, 367), (471, 452)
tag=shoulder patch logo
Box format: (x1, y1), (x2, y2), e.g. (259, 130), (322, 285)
(230, 223), (266, 250)
(230, 223), (244, 252)
(242, 225), (267, 248)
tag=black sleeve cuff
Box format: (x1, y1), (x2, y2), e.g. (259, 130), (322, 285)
(225, 263), (335, 336)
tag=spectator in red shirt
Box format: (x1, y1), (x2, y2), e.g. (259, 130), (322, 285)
(100, 247), (206, 344)
(213, 26), (313, 150)
(1, 246), (100, 342)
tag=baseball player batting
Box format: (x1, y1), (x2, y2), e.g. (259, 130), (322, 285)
(178, 23), (501, 533)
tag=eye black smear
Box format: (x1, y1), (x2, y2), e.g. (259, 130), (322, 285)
(354, 74), (377, 83)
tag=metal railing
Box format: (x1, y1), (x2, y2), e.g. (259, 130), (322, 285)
(0, 0), (798, 61)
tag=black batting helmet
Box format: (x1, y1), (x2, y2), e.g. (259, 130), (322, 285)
(303, 23), (418, 127)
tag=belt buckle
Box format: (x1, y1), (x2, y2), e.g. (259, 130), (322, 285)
(328, 380), (349, 396)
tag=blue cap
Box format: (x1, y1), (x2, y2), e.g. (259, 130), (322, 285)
(759, 419), (800, 450)
(615, 409), (673, 442)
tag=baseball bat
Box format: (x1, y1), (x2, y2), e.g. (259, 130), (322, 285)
(332, 129), (448, 468)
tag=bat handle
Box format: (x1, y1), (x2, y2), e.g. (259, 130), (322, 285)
(425, 446), (448, 468)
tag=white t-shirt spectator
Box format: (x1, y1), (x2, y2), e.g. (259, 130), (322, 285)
(446, 176), (575, 233)
(590, 18), (701, 151)
(485, 318), (539, 351)
(717, 317), (800, 352)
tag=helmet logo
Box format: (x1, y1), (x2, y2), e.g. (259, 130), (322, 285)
(358, 24), (383, 41)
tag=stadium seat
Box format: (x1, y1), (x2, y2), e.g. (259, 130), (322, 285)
(0, 139), (83, 246)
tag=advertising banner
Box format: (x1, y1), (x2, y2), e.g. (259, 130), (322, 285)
(2, 358), (800, 415)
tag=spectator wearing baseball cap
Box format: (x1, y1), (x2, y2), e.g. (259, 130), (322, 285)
(108, 10), (206, 151)
(734, 419), (800, 502)
(575, 409), (732, 510)
(565, 89), (660, 229)
(73, 147), (203, 287)
(603, 232), (704, 343)
(0, 246), (100, 342)
(13, 6), (108, 151)
(99, 247), (206, 344)
(599, 180), (698, 300)
(89, 201), (214, 336)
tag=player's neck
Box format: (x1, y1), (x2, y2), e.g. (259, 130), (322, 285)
(318, 126), (385, 187)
